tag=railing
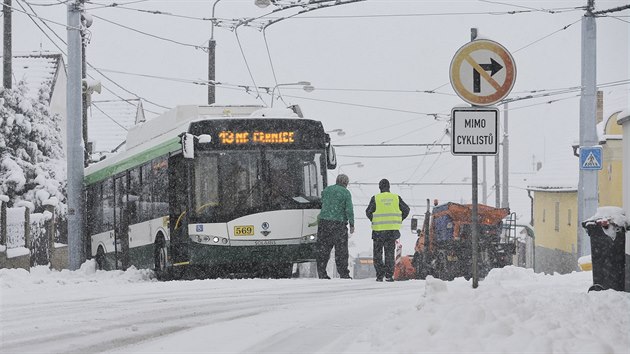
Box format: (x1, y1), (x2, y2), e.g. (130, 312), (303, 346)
(0, 195), (66, 269)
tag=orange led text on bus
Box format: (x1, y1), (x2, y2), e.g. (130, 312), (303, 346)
(218, 131), (295, 144)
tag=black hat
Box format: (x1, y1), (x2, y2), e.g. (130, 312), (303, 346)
(379, 178), (390, 192)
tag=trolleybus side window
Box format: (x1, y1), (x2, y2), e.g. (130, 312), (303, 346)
(129, 167), (141, 225)
(140, 163), (152, 220)
(152, 158), (169, 216)
(303, 152), (324, 199)
(102, 178), (114, 232)
(87, 184), (103, 234)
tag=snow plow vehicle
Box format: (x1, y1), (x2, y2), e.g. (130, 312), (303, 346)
(401, 200), (516, 281)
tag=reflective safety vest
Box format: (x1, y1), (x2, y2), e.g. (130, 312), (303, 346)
(371, 192), (402, 231)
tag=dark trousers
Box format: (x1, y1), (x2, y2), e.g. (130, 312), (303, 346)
(316, 219), (350, 278)
(373, 238), (396, 279)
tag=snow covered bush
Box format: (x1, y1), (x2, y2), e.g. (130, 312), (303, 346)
(0, 81), (67, 216)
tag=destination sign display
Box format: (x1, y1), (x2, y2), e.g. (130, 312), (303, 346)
(218, 130), (296, 145)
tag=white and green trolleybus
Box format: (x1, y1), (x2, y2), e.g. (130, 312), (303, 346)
(85, 105), (337, 279)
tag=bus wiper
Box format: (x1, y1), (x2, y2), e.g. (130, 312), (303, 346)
(234, 179), (263, 210)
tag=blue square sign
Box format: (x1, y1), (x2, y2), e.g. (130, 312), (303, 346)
(579, 146), (603, 170)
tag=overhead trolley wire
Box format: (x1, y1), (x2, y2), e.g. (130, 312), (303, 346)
(15, 0), (167, 115)
(90, 14), (209, 51)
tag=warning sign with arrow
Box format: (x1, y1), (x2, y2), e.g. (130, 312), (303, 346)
(579, 146), (603, 171)
(450, 39), (516, 106)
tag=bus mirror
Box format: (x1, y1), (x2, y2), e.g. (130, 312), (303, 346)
(326, 143), (337, 169)
(197, 134), (212, 144)
(182, 133), (195, 159)
(411, 217), (418, 231)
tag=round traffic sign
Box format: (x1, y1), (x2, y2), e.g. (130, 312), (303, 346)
(449, 39), (516, 106)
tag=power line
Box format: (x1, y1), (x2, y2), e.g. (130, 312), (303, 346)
(275, 8), (583, 19)
(90, 102), (129, 131)
(16, 0), (169, 113)
(21, 0), (73, 7)
(90, 14), (208, 51)
(349, 182), (471, 186)
(282, 93), (441, 116)
(427, 16), (583, 94)
(335, 144), (450, 147)
(234, 27), (266, 105)
(512, 18), (581, 53)
(4, 1), (81, 29)
(338, 151), (446, 158)
(592, 4), (630, 16)
(478, 0), (583, 14)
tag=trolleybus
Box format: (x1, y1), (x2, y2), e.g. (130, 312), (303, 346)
(85, 105), (337, 279)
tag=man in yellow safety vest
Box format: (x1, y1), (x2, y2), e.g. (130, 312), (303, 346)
(365, 179), (410, 282)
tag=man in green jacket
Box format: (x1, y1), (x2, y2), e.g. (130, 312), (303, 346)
(316, 174), (355, 279)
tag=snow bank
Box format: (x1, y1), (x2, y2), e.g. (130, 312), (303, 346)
(358, 266), (629, 353)
(0, 260), (156, 292)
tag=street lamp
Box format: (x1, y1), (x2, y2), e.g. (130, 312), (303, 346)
(209, 0), (273, 104)
(326, 129), (346, 137)
(338, 161), (364, 175)
(270, 81), (314, 107)
(254, 0), (272, 7)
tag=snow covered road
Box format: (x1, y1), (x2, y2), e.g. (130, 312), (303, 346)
(1, 262), (629, 353)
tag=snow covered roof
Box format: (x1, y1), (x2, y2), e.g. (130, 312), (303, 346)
(88, 100), (144, 153)
(0, 52), (65, 104)
(597, 110), (624, 142)
(526, 153), (578, 191)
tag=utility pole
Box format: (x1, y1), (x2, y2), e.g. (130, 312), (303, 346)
(67, 0), (85, 270)
(3, 0), (11, 89)
(577, 0), (597, 258)
(502, 102), (509, 209)
(208, 0), (221, 105)
(81, 22), (89, 166)
(576, 1), (630, 258)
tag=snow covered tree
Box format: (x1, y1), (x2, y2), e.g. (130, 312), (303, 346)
(0, 81), (67, 215)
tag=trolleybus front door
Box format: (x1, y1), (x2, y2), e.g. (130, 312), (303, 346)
(114, 175), (130, 270)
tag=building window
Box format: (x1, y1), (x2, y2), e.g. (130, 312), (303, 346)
(554, 202), (560, 231)
(568, 209), (572, 226)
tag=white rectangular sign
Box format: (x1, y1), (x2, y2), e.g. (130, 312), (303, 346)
(451, 107), (499, 155)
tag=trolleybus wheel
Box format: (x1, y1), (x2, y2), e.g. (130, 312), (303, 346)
(95, 246), (106, 270)
(154, 235), (168, 279)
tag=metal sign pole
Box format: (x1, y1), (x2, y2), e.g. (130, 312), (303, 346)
(470, 28), (479, 289)
(450, 28), (514, 288)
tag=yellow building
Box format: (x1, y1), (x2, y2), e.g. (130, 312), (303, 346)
(526, 110), (624, 274)
(599, 111), (624, 207)
(527, 164), (578, 274)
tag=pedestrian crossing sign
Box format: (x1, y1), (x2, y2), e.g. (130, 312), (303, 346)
(579, 146), (603, 170)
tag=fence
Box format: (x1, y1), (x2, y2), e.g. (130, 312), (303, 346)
(0, 196), (68, 270)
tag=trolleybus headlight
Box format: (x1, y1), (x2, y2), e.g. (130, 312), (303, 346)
(301, 234), (317, 243)
(213, 236), (220, 243)
(222, 238), (228, 244)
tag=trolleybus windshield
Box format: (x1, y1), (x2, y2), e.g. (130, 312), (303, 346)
(192, 149), (325, 222)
